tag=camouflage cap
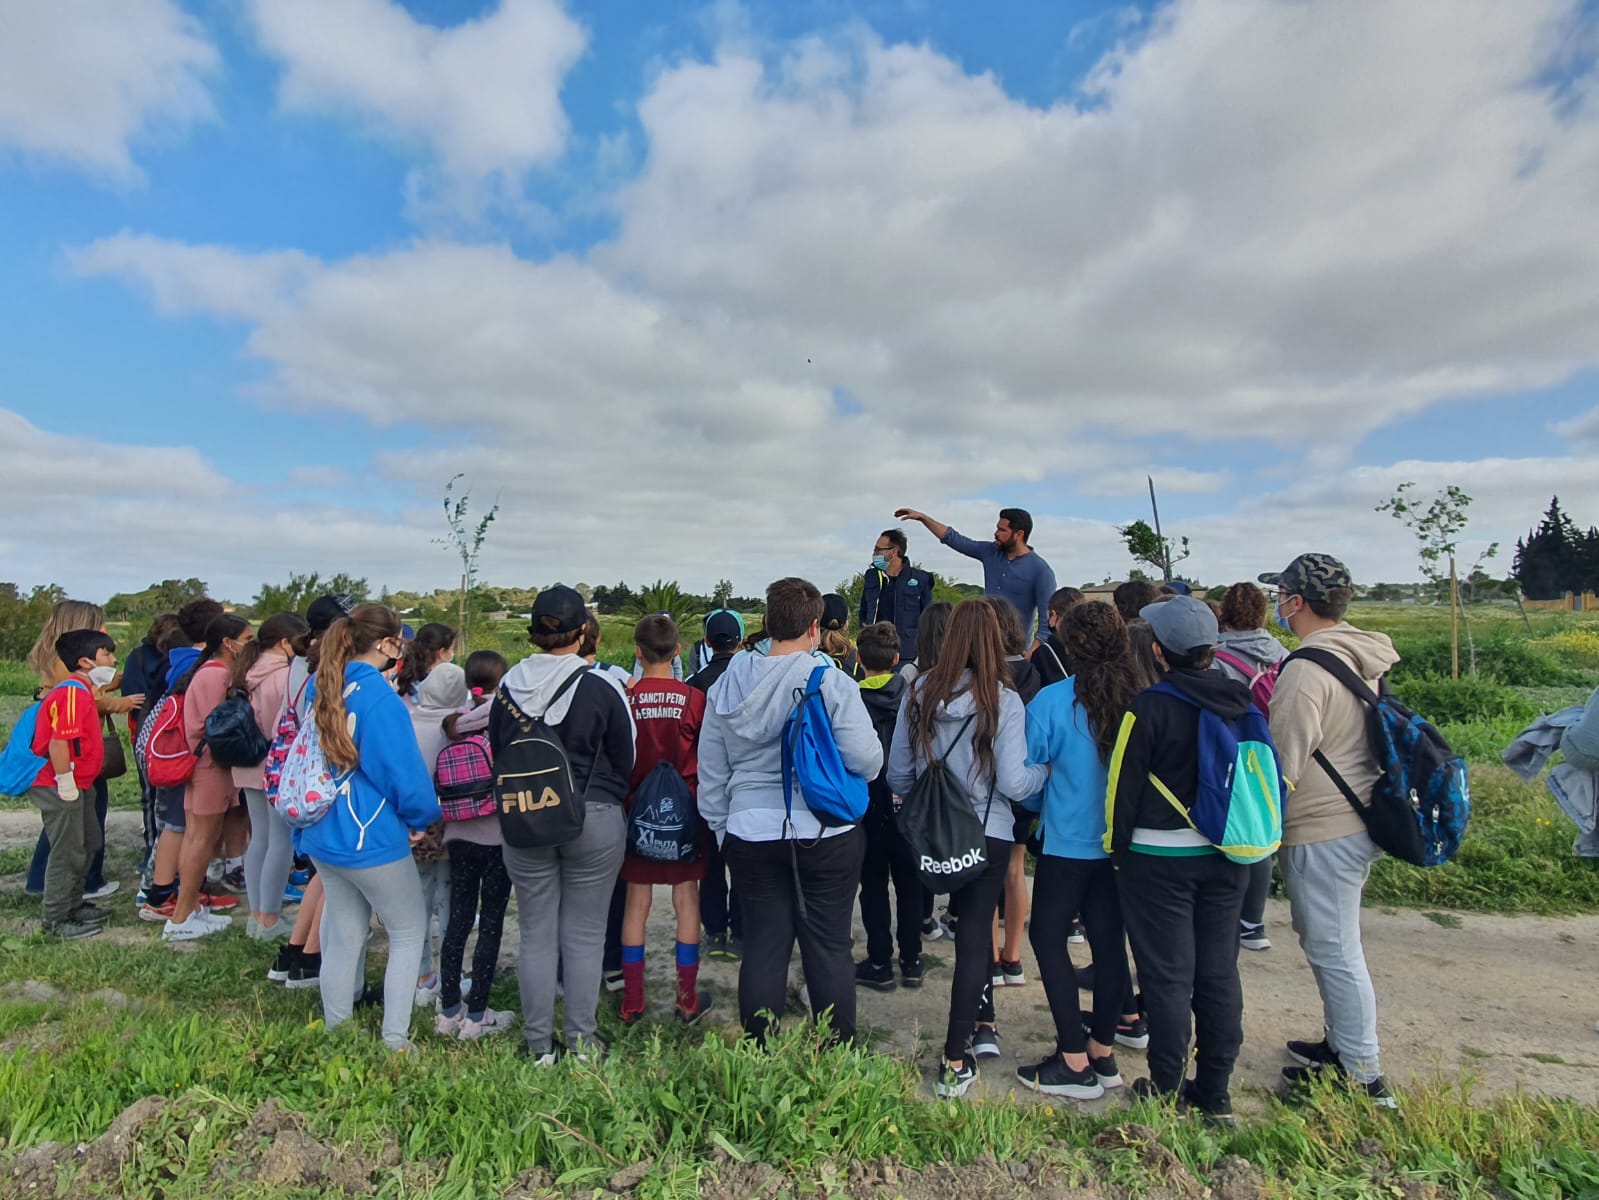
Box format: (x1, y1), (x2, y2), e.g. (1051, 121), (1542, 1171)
(1258, 554), (1353, 602)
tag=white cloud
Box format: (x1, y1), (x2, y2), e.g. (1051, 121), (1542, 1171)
(0, 0), (217, 181)
(247, 0), (586, 190)
(51, 0), (1599, 597)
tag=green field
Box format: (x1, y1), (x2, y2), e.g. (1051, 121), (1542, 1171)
(4, 602), (1599, 1197)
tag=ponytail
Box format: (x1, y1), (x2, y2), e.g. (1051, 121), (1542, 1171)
(313, 604), (400, 772)
(232, 612), (310, 692)
(396, 622), (456, 696)
(172, 613), (249, 696)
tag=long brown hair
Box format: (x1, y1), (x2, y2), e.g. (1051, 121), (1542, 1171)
(1064, 602), (1142, 763)
(171, 614), (250, 696)
(314, 603), (401, 771)
(27, 600), (106, 685)
(907, 599), (1008, 783)
(230, 612), (310, 691)
(1125, 617), (1162, 690)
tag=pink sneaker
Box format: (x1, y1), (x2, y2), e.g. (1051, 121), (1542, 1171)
(457, 1009), (517, 1041)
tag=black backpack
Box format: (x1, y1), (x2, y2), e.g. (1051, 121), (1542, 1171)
(204, 687), (271, 769)
(495, 668), (590, 850)
(896, 714), (995, 891)
(626, 760), (700, 864)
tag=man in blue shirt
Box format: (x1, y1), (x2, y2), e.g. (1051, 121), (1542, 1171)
(893, 506), (1058, 649)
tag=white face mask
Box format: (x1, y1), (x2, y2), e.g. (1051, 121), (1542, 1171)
(88, 665), (116, 687)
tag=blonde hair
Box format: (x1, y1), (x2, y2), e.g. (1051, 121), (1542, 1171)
(820, 627), (854, 662)
(27, 600), (106, 685)
(313, 603), (402, 771)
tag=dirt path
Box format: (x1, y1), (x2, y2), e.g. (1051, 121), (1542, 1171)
(5, 810), (1596, 1108)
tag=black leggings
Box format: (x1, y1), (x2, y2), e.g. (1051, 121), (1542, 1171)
(1030, 855), (1131, 1054)
(943, 838), (1009, 1061)
(440, 840), (512, 1017)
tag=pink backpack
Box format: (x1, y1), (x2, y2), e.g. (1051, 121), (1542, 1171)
(263, 675), (311, 805)
(1214, 650), (1280, 716)
(434, 734), (496, 823)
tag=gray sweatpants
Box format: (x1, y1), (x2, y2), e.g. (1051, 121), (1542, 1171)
(314, 856), (427, 1051)
(242, 787), (296, 918)
(1281, 831), (1385, 1083)
(416, 857), (451, 980)
(502, 803), (626, 1056)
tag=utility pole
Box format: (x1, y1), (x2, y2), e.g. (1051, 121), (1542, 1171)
(1148, 476), (1171, 580)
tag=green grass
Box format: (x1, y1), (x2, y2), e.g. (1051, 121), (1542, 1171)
(0, 933), (1596, 1199)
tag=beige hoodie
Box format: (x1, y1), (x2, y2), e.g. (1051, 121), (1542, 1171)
(1270, 622), (1401, 847)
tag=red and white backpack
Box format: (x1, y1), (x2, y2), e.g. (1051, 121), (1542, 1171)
(263, 674), (311, 805)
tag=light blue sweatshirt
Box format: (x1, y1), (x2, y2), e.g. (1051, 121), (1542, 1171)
(886, 672), (1048, 843)
(698, 650), (883, 844)
(1021, 676), (1110, 860)
(296, 661), (442, 869)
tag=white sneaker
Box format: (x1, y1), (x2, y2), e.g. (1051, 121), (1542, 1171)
(529, 1051), (558, 1068)
(163, 911), (226, 941)
(458, 1009), (516, 1041)
(415, 975), (441, 1007)
(83, 881), (120, 901)
(199, 909), (233, 930)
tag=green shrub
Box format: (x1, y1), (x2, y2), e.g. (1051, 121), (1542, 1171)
(1390, 674), (1539, 725)
(1391, 628), (1586, 688)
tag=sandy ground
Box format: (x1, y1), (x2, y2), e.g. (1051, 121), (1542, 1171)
(4, 810), (1596, 1109)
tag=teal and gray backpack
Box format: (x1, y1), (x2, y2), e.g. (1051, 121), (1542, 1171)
(1145, 681), (1284, 864)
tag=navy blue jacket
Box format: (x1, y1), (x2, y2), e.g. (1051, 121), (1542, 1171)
(858, 565), (935, 661)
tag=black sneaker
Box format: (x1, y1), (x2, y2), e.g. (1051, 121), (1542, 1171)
(999, 959), (1026, 987)
(675, 991), (715, 1026)
(603, 970), (625, 994)
(1179, 1080), (1235, 1126)
(285, 960), (321, 990)
(267, 944), (300, 983)
(43, 919), (103, 941)
(1282, 1060), (1400, 1109)
(1239, 921), (1271, 951)
(920, 915), (946, 943)
(1068, 920), (1087, 945)
(1286, 1037), (1338, 1068)
(936, 1052), (978, 1099)
(855, 960), (898, 992)
(1016, 1055), (1104, 1099)
(221, 865), (247, 894)
(1090, 1051), (1124, 1089)
(69, 902), (113, 925)
(703, 932), (731, 960)
(990, 961), (1005, 988)
(1130, 1077), (1173, 1102)
(1114, 1016), (1149, 1050)
(899, 958), (925, 989)
(354, 984), (383, 1010)
(971, 1025), (1001, 1059)
(725, 937), (743, 962)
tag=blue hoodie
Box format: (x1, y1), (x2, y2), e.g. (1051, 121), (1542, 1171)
(166, 645), (201, 689)
(1021, 676), (1110, 860)
(295, 661), (442, 869)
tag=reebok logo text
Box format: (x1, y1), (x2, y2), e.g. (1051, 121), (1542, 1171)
(920, 848), (986, 875)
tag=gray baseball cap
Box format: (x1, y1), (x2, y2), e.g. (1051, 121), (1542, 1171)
(1140, 595), (1219, 653)
(1258, 553), (1353, 602)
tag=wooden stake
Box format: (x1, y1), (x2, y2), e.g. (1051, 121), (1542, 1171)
(1449, 556), (1460, 680)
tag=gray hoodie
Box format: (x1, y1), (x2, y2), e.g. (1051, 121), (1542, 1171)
(697, 650), (883, 844)
(1213, 628), (1289, 685)
(886, 672), (1049, 843)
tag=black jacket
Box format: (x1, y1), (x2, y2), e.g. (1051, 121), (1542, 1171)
(858, 672), (907, 809)
(1106, 667), (1253, 853)
(859, 565), (935, 661)
(488, 672), (634, 808)
(687, 651), (736, 695)
(1008, 656), (1043, 705)
(1030, 633), (1072, 689)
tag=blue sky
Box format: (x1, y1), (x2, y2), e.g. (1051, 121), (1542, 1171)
(2, 0), (1598, 601)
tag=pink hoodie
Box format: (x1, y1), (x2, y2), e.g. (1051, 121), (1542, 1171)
(233, 652), (295, 790)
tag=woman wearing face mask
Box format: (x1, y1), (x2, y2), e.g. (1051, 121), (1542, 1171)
(162, 614), (255, 942)
(24, 601), (143, 903)
(298, 604), (441, 1051)
(230, 612), (311, 941)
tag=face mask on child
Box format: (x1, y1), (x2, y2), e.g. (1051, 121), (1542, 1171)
(1274, 602), (1294, 635)
(88, 665), (116, 687)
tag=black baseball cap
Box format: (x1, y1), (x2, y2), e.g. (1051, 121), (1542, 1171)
(530, 585), (587, 636)
(821, 593), (850, 632)
(1258, 554), (1354, 603)
(306, 593), (356, 633)
(704, 609), (745, 650)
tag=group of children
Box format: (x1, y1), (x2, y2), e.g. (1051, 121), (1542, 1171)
(16, 545), (1401, 1118)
